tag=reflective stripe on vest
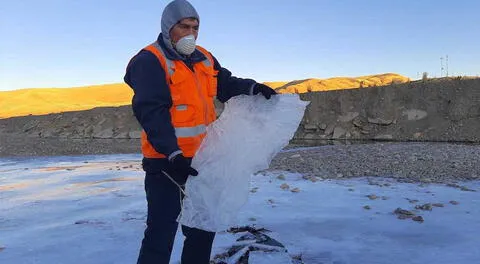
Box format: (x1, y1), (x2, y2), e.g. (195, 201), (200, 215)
(200, 56), (211, 67)
(175, 124), (206, 138)
(151, 42), (175, 77)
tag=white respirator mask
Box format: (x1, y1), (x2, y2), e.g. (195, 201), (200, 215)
(174, 34), (196, 56)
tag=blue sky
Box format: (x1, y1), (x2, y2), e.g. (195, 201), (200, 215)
(1, 0), (479, 91)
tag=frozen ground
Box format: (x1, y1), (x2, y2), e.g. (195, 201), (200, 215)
(1, 153), (479, 264)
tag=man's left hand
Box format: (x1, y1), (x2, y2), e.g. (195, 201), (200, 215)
(254, 83), (277, 100)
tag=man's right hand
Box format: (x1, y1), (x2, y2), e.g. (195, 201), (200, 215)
(254, 83), (277, 99)
(169, 154), (198, 184)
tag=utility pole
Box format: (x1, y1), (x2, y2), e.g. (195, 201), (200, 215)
(446, 55), (449, 77)
(440, 57), (444, 77)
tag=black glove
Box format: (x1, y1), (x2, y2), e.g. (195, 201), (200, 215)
(253, 83), (277, 99)
(169, 154), (198, 184)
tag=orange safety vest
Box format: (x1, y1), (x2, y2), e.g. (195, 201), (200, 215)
(141, 42), (218, 158)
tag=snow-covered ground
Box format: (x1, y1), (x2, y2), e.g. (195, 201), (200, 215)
(1, 154), (479, 264)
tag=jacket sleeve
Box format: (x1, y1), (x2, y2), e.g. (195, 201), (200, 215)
(211, 54), (258, 103)
(124, 50), (180, 157)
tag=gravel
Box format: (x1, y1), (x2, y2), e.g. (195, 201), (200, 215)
(270, 142), (480, 184)
(1, 134), (479, 184)
(0, 134), (140, 158)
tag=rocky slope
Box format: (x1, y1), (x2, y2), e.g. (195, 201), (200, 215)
(0, 77), (479, 160)
(1, 77), (477, 143)
(295, 77), (480, 143)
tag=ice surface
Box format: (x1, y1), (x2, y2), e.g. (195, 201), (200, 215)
(248, 251), (293, 264)
(1, 154), (479, 264)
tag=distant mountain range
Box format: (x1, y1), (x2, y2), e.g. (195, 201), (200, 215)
(0, 73), (409, 118)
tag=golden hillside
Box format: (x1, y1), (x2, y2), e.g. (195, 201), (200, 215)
(263, 81), (290, 89)
(0, 83), (133, 119)
(274, 73), (409, 94)
(0, 73), (409, 118)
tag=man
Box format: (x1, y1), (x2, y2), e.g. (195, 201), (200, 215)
(124, 1), (276, 263)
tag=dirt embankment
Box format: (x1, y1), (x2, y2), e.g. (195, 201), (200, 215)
(0, 77), (479, 158)
(295, 77), (480, 144)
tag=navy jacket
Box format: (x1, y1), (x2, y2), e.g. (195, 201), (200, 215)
(124, 34), (258, 157)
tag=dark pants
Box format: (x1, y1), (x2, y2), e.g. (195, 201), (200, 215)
(137, 158), (216, 264)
